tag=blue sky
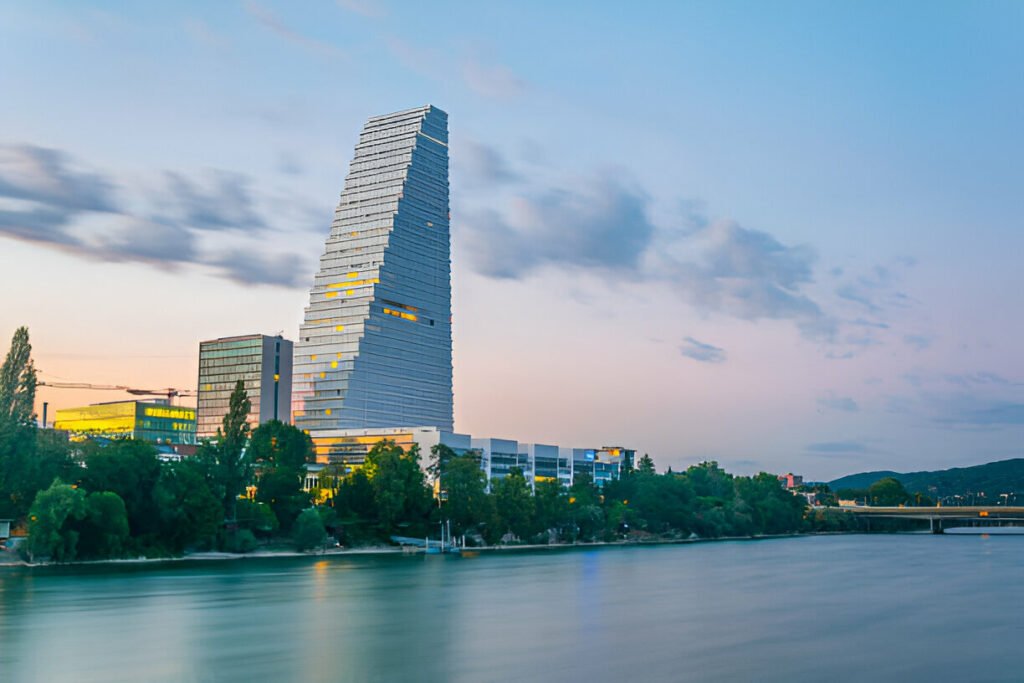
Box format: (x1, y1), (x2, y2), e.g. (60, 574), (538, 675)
(1, 0), (1022, 479)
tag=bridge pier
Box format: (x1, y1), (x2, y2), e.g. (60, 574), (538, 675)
(930, 517), (943, 534)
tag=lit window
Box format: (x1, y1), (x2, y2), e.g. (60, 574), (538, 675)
(325, 292), (338, 298)
(319, 372), (326, 379)
(335, 325), (344, 332)
(331, 361), (338, 368)
(325, 408), (332, 416)
(347, 272), (358, 279)
(311, 355), (317, 361)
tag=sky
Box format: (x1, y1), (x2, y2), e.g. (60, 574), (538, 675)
(1, 1), (1022, 481)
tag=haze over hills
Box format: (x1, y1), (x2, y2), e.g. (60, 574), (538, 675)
(829, 459), (1024, 498)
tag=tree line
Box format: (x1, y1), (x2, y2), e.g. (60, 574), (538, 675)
(1, 326), (858, 563)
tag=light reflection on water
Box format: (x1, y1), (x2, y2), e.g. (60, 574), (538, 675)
(2, 535), (1023, 682)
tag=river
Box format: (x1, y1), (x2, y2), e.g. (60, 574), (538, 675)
(1, 534), (1022, 682)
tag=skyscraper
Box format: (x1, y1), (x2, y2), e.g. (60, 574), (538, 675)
(196, 334), (293, 439)
(292, 105), (453, 432)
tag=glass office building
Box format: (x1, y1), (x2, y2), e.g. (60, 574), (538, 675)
(292, 105), (453, 433)
(54, 400), (196, 444)
(196, 334), (293, 439)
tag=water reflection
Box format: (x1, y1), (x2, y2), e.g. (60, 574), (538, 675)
(1, 537), (1023, 682)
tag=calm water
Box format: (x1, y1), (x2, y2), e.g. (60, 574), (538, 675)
(2, 535), (1023, 682)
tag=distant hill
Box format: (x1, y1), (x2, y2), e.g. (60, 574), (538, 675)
(829, 459), (1024, 497)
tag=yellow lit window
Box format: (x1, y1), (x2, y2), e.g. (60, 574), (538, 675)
(347, 272), (358, 279)
(325, 408), (332, 416)
(273, 374), (280, 381)
(337, 352), (342, 359)
(311, 354), (317, 360)
(319, 372), (326, 379)
(335, 325), (344, 332)
(325, 291), (337, 298)
(331, 361), (338, 368)
(346, 290), (354, 296)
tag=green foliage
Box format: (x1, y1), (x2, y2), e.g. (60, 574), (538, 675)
(26, 480), (86, 562)
(223, 528), (258, 553)
(636, 453), (656, 475)
(441, 452), (493, 539)
(251, 420), (313, 532)
(293, 508), (327, 551)
(533, 479), (570, 540)
(236, 498), (279, 536)
(493, 468), (534, 541)
(363, 440), (431, 536)
(80, 439), (162, 539)
(74, 491), (130, 559)
(868, 477), (911, 506)
(0, 327), (75, 519)
(204, 379), (252, 523)
(155, 459), (222, 553)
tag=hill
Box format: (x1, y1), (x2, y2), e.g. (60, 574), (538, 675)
(829, 459), (1024, 498)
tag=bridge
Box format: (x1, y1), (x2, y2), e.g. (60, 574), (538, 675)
(831, 506), (1024, 533)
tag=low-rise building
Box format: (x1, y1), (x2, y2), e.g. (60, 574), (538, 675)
(307, 427), (634, 489)
(54, 400), (196, 445)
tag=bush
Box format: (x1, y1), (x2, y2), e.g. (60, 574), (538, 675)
(223, 528), (258, 553)
(293, 508), (327, 551)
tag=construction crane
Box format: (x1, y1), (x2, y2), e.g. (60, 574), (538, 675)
(37, 381), (196, 403)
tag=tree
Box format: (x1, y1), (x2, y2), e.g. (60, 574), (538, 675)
(569, 472), (604, 541)
(25, 480), (85, 562)
(80, 439), (162, 541)
(250, 420), (313, 531)
(533, 479), (570, 540)
(637, 453), (656, 475)
(363, 440), (431, 536)
(201, 379), (252, 523)
(443, 453), (493, 539)
(293, 508), (327, 551)
(0, 327), (46, 518)
(74, 491), (130, 559)
(493, 467), (534, 541)
(154, 459), (222, 553)
(868, 477), (911, 506)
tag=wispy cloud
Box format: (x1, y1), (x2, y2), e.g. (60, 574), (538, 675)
(245, 2), (344, 59)
(680, 336), (727, 364)
(461, 57), (527, 99)
(461, 172), (653, 279)
(817, 392), (859, 412)
(454, 140), (521, 187)
(0, 142), (312, 287)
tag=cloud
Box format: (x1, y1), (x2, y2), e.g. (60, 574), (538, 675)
(930, 395), (1024, 428)
(903, 333), (933, 351)
(0, 206), (78, 247)
(161, 171), (266, 230)
(0, 142), (310, 288)
(817, 392), (859, 412)
(456, 140), (520, 187)
(680, 336), (727, 364)
(276, 151), (305, 177)
(656, 220), (834, 339)
(245, 2), (343, 59)
(209, 248), (310, 288)
(335, 0), (385, 18)
(95, 218), (198, 265)
(461, 173), (654, 279)
(805, 440), (869, 454)
(462, 57), (527, 99)
(0, 144), (118, 212)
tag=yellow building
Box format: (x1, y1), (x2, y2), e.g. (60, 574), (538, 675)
(54, 400), (196, 445)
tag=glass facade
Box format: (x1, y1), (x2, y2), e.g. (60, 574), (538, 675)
(54, 401), (196, 445)
(196, 334), (293, 440)
(292, 105), (453, 433)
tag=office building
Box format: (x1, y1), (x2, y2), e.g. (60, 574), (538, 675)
(292, 105), (453, 434)
(54, 400), (196, 445)
(307, 426), (632, 490)
(196, 334), (293, 439)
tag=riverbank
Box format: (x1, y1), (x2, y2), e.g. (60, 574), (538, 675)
(1, 532), (816, 569)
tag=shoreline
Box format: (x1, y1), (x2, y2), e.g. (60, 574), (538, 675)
(0, 531), (836, 569)
(7, 528), (1009, 569)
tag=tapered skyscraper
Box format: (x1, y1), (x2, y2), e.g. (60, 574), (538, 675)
(292, 105), (453, 432)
